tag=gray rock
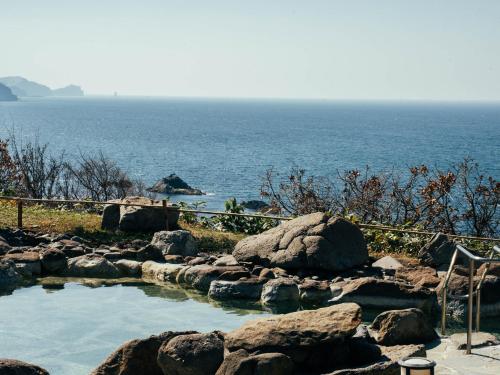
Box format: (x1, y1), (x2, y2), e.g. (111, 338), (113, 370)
(183, 265), (247, 292)
(40, 248), (67, 273)
(261, 278), (300, 305)
(63, 255), (122, 278)
(0, 260), (22, 288)
(369, 308), (438, 345)
(101, 196), (180, 233)
(330, 277), (438, 314)
(151, 230), (197, 256)
(215, 349), (294, 375)
(0, 359), (49, 375)
(147, 174), (204, 195)
(141, 261), (184, 282)
(0, 237), (12, 255)
(115, 259), (142, 276)
(372, 256), (403, 273)
(418, 232), (457, 267)
(157, 332), (224, 375)
(3, 252), (41, 276)
(137, 244), (164, 262)
(213, 255), (240, 266)
(208, 279), (264, 300)
(299, 279), (332, 305)
(233, 213), (368, 272)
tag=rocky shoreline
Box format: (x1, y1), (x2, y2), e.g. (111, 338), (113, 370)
(1, 212), (500, 374)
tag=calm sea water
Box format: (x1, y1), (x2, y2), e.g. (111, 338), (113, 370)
(1, 97), (499, 209)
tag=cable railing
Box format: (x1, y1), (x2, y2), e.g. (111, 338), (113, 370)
(440, 244), (500, 354)
(0, 195), (499, 243)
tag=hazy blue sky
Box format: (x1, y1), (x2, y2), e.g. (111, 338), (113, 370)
(1, 1), (499, 100)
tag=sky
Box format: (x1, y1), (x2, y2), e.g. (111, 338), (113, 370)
(1, 0), (500, 100)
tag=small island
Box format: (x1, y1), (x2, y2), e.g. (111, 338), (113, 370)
(148, 174), (204, 195)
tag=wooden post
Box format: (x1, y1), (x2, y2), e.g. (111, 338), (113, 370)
(17, 199), (23, 229)
(162, 199), (170, 231)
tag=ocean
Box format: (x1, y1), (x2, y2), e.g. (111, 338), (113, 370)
(1, 97), (499, 209)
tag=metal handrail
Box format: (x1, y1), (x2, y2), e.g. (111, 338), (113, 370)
(441, 244), (500, 354)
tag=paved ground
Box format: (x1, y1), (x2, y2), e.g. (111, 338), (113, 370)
(427, 334), (500, 375)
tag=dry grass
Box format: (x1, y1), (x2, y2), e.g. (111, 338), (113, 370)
(0, 200), (246, 252)
(0, 200), (101, 233)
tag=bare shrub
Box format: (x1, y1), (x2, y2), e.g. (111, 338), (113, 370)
(62, 151), (133, 201)
(261, 159), (499, 237)
(9, 136), (65, 199)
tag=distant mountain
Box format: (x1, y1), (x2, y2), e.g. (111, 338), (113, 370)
(0, 76), (84, 97)
(0, 76), (52, 97)
(52, 84), (84, 96)
(0, 83), (17, 101)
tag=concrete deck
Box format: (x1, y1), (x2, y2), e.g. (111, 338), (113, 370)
(427, 334), (500, 375)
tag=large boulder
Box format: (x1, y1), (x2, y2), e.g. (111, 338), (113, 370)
(101, 196), (180, 232)
(215, 350), (294, 375)
(224, 303), (361, 370)
(233, 213), (368, 272)
(151, 230), (197, 256)
(91, 331), (196, 375)
(369, 308), (438, 345)
(63, 255), (122, 278)
(330, 277), (438, 314)
(157, 332), (224, 375)
(0, 359), (49, 375)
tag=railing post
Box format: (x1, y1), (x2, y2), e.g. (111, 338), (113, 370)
(441, 290), (447, 336)
(17, 199), (23, 229)
(162, 199), (170, 231)
(441, 248), (459, 336)
(467, 259), (475, 354)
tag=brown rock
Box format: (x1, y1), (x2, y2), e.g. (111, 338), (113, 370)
(369, 308), (438, 345)
(40, 248), (67, 273)
(330, 277), (438, 313)
(91, 331), (196, 375)
(0, 359), (49, 375)
(395, 267), (441, 289)
(215, 349), (294, 375)
(157, 332), (224, 375)
(225, 303), (361, 363)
